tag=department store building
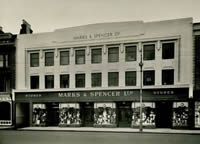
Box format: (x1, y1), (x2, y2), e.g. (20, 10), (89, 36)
(14, 18), (197, 129)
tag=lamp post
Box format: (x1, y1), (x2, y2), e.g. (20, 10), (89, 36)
(139, 49), (143, 132)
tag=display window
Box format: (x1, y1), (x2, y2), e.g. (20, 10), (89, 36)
(131, 102), (155, 127)
(172, 102), (188, 127)
(94, 103), (116, 127)
(195, 102), (200, 128)
(59, 103), (81, 126)
(33, 104), (47, 126)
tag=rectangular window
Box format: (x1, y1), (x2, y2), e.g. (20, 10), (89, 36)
(125, 71), (136, 86)
(143, 70), (155, 85)
(60, 51), (70, 65)
(45, 75), (54, 88)
(30, 76), (39, 89)
(143, 44), (155, 60)
(108, 72), (119, 86)
(75, 49), (85, 64)
(108, 47), (119, 62)
(162, 42), (175, 59)
(76, 74), (85, 88)
(91, 73), (102, 87)
(162, 69), (174, 85)
(30, 53), (39, 67)
(91, 48), (102, 64)
(60, 74), (70, 88)
(125, 45), (137, 61)
(45, 52), (54, 66)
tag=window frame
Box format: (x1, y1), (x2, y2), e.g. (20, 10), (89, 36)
(91, 47), (102, 64)
(30, 75), (40, 89)
(108, 72), (119, 87)
(125, 44), (137, 62)
(125, 71), (137, 86)
(45, 75), (54, 89)
(161, 41), (175, 60)
(143, 43), (156, 61)
(60, 50), (70, 65)
(143, 70), (155, 86)
(60, 74), (70, 88)
(75, 73), (85, 88)
(108, 46), (119, 63)
(30, 52), (40, 67)
(162, 69), (174, 85)
(91, 73), (102, 87)
(45, 51), (54, 66)
(75, 49), (86, 65)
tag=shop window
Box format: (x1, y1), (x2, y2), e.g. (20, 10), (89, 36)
(162, 42), (175, 59)
(108, 72), (119, 86)
(75, 49), (85, 64)
(143, 44), (155, 60)
(30, 53), (39, 67)
(45, 52), (54, 66)
(91, 73), (102, 87)
(45, 75), (54, 89)
(33, 104), (47, 126)
(60, 51), (69, 65)
(108, 47), (119, 63)
(60, 74), (69, 88)
(75, 74), (85, 88)
(143, 70), (155, 86)
(125, 71), (136, 86)
(195, 102), (200, 128)
(30, 76), (39, 89)
(125, 45), (137, 61)
(91, 48), (102, 64)
(162, 69), (174, 85)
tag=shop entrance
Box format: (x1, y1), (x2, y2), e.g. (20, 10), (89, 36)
(117, 102), (132, 127)
(46, 103), (59, 126)
(80, 102), (94, 127)
(156, 101), (172, 128)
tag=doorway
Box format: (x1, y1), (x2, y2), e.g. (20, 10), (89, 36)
(80, 102), (94, 127)
(156, 101), (172, 128)
(46, 103), (59, 126)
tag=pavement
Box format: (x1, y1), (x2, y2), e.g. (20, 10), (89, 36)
(17, 127), (200, 134)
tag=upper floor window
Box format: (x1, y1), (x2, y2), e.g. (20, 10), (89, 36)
(91, 48), (102, 64)
(143, 44), (155, 60)
(60, 51), (70, 65)
(0, 54), (8, 68)
(45, 75), (54, 88)
(162, 69), (174, 85)
(30, 53), (39, 67)
(91, 73), (102, 87)
(108, 72), (119, 86)
(76, 74), (85, 88)
(75, 49), (85, 64)
(143, 70), (155, 86)
(162, 42), (175, 59)
(125, 71), (136, 86)
(30, 76), (39, 89)
(60, 74), (69, 88)
(45, 52), (54, 66)
(125, 45), (137, 61)
(108, 47), (119, 63)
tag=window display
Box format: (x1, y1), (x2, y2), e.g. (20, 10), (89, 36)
(59, 103), (81, 126)
(94, 103), (116, 127)
(173, 102), (188, 127)
(33, 104), (47, 126)
(195, 102), (200, 128)
(131, 102), (155, 127)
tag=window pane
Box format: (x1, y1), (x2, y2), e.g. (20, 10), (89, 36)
(162, 42), (175, 59)
(76, 50), (85, 64)
(108, 72), (119, 86)
(92, 73), (102, 87)
(45, 75), (54, 88)
(126, 46), (137, 61)
(143, 70), (155, 85)
(108, 47), (119, 62)
(0, 55), (3, 67)
(60, 74), (69, 88)
(45, 52), (54, 66)
(125, 71), (136, 86)
(162, 69), (174, 85)
(30, 53), (39, 67)
(76, 74), (85, 88)
(31, 76), (39, 89)
(143, 44), (155, 60)
(92, 48), (102, 64)
(60, 51), (69, 65)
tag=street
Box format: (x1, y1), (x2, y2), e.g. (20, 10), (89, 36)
(0, 130), (200, 144)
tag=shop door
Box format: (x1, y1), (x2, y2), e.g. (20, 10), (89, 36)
(80, 103), (94, 127)
(117, 102), (132, 127)
(156, 102), (172, 128)
(46, 103), (59, 126)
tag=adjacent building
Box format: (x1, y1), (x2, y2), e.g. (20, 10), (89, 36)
(14, 18), (195, 128)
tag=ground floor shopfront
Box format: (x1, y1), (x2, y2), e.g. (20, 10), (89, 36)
(14, 88), (194, 129)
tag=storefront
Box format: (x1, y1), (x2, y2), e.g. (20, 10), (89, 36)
(14, 88), (189, 128)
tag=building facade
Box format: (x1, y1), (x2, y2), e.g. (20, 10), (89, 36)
(15, 18), (194, 128)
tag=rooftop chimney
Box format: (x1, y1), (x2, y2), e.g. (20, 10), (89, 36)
(20, 19), (33, 34)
